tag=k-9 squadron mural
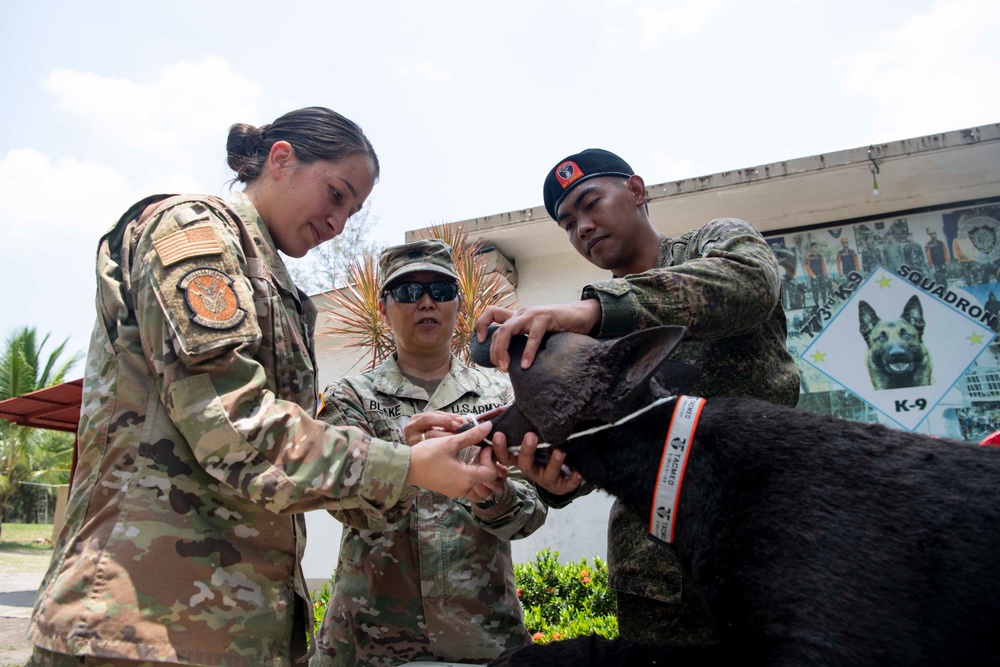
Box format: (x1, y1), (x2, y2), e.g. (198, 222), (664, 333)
(766, 201), (1000, 440)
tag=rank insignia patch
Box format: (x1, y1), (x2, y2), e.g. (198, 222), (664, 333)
(178, 267), (248, 329)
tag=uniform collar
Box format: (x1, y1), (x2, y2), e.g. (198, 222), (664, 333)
(373, 354), (489, 407)
(227, 192), (298, 295)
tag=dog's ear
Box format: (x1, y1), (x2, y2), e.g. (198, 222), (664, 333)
(859, 300), (880, 342)
(901, 295), (926, 340)
(606, 326), (688, 408)
(650, 361), (702, 398)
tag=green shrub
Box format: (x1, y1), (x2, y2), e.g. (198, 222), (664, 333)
(309, 548), (618, 644)
(514, 548), (617, 643)
(311, 581), (331, 635)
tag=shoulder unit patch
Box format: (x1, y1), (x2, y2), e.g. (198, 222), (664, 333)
(178, 267), (248, 329)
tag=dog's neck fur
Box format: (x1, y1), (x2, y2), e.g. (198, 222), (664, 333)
(561, 397), (684, 516)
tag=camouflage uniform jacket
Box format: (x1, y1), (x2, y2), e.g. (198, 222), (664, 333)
(582, 218), (800, 604)
(312, 355), (545, 666)
(30, 194), (412, 666)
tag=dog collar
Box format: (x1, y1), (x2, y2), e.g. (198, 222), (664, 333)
(649, 395), (706, 545)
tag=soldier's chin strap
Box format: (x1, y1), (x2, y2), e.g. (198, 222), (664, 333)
(649, 396), (706, 546)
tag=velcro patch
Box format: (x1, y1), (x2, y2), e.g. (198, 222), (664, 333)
(174, 202), (211, 226)
(177, 267), (248, 330)
(154, 226), (222, 268)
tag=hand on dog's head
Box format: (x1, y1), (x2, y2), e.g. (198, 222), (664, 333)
(470, 325), (699, 456)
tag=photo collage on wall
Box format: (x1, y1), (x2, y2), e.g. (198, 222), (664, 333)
(765, 201), (1000, 441)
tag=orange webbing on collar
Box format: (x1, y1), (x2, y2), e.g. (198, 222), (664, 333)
(649, 395), (706, 545)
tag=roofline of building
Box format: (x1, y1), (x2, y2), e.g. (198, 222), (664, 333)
(408, 122), (1000, 240)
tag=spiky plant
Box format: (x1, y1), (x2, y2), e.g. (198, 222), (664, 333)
(320, 254), (395, 372)
(320, 225), (517, 370)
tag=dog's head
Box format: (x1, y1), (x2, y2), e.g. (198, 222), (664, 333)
(470, 326), (699, 446)
(858, 294), (929, 380)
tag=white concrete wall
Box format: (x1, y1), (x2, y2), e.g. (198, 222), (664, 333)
(303, 491), (616, 588)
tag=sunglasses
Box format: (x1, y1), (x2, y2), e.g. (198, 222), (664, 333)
(382, 280), (459, 303)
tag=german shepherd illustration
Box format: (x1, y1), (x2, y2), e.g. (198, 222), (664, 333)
(858, 294), (933, 390)
(469, 326), (1000, 667)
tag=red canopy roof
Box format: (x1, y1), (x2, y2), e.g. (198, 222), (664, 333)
(0, 379), (84, 433)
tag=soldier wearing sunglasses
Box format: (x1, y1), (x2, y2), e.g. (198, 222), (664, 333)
(312, 239), (546, 666)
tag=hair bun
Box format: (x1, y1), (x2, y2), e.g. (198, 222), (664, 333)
(226, 123), (267, 182)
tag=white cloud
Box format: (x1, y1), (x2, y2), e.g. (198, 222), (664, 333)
(2, 56), (264, 361)
(637, 0), (722, 48)
(0, 148), (132, 240)
(0, 148), (204, 241)
(833, 0), (1000, 138)
(0, 148), (127, 360)
(42, 56), (264, 162)
(0, 147), (205, 361)
(398, 61), (451, 83)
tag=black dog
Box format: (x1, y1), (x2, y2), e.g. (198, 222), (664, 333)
(472, 326), (1000, 667)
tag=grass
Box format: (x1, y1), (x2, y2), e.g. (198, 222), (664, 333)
(0, 523), (54, 574)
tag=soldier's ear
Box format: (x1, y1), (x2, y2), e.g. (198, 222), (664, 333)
(268, 141), (296, 179)
(377, 297), (391, 326)
(626, 174), (647, 207)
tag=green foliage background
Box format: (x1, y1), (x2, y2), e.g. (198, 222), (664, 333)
(515, 548), (618, 643)
(311, 548), (618, 644)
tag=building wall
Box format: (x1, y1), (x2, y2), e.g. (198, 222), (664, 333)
(303, 123), (1000, 585)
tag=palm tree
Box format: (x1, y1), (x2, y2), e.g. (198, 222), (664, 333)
(320, 225), (517, 370)
(0, 327), (83, 537)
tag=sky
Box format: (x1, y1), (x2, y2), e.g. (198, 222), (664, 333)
(1, 0), (998, 372)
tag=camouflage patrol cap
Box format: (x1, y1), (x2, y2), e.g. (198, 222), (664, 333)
(379, 238), (459, 287)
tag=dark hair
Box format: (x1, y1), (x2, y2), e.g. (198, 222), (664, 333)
(226, 106), (379, 184)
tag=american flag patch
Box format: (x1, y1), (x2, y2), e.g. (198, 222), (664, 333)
(154, 226), (222, 267)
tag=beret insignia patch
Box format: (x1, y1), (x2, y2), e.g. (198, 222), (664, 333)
(555, 160), (584, 189)
(177, 267), (247, 329)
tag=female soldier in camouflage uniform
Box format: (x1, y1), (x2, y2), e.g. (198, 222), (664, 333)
(311, 239), (546, 666)
(29, 107), (497, 667)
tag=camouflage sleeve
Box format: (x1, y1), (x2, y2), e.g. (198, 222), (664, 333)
(318, 378), (378, 438)
(136, 206), (410, 521)
(534, 480), (596, 509)
(469, 383), (547, 539)
(317, 379), (416, 530)
(584, 218), (782, 340)
(471, 466), (547, 540)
